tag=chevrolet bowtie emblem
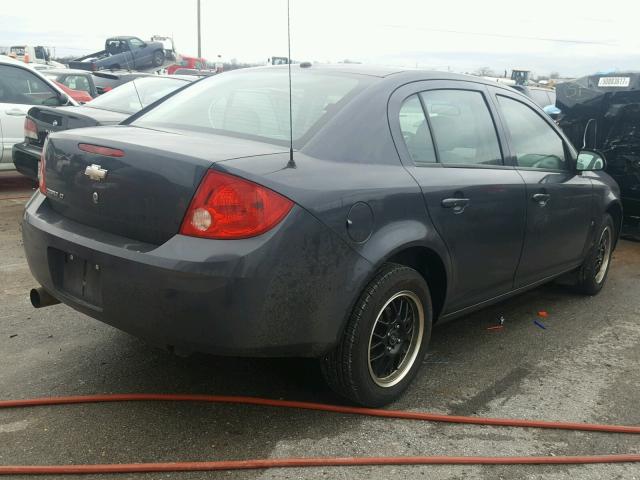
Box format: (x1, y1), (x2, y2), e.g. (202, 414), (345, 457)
(85, 164), (108, 181)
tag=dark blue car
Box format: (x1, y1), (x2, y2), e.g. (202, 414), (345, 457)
(23, 65), (621, 406)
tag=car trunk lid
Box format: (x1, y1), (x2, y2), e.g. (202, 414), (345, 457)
(28, 106), (125, 148)
(43, 125), (288, 245)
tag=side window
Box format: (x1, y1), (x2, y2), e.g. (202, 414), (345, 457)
(398, 95), (436, 165)
(530, 89), (550, 107)
(420, 90), (503, 166)
(547, 91), (556, 106)
(129, 38), (144, 48)
(497, 95), (568, 171)
(0, 66), (58, 105)
(62, 75), (91, 93)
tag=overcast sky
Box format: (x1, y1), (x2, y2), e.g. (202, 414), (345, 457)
(1, 0), (638, 77)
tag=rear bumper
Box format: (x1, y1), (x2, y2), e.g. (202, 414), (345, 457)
(12, 142), (41, 181)
(22, 193), (372, 357)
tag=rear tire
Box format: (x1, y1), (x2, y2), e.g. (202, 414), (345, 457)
(575, 214), (614, 295)
(152, 50), (164, 67)
(321, 263), (432, 407)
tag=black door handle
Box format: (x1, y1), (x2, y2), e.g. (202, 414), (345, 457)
(441, 198), (470, 213)
(532, 193), (550, 206)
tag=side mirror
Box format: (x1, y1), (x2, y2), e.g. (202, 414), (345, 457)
(543, 104), (562, 120)
(42, 93), (68, 107)
(576, 150), (606, 172)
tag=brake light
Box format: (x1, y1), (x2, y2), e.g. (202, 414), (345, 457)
(38, 139), (48, 194)
(78, 143), (125, 157)
(180, 170), (293, 239)
(24, 118), (38, 140)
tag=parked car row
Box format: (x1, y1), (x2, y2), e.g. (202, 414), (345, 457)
(13, 75), (193, 180)
(1, 54), (193, 174)
(0, 55), (77, 170)
(21, 64), (620, 407)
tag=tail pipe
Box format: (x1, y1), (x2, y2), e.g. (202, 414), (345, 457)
(30, 287), (60, 308)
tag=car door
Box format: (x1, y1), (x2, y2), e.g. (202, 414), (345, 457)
(390, 81), (527, 313)
(0, 64), (64, 166)
(128, 38), (149, 67)
(490, 88), (593, 287)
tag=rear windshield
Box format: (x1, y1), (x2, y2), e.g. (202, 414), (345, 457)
(132, 69), (370, 147)
(86, 77), (188, 115)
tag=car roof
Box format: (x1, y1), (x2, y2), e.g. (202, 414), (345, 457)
(251, 64), (533, 88)
(527, 86), (555, 92)
(0, 54), (28, 66)
(264, 64), (405, 78)
(92, 71), (154, 79)
(41, 68), (91, 75)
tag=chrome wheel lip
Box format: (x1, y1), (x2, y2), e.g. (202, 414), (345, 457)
(594, 226), (612, 284)
(367, 290), (424, 388)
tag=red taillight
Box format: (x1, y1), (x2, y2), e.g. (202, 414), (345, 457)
(24, 117), (38, 140)
(38, 140), (48, 194)
(78, 143), (125, 157)
(180, 170), (294, 239)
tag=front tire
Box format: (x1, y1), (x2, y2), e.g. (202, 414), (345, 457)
(321, 263), (432, 407)
(575, 214), (614, 295)
(152, 50), (164, 67)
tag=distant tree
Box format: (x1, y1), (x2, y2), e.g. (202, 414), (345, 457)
(223, 61), (259, 71)
(549, 71), (560, 79)
(475, 66), (495, 77)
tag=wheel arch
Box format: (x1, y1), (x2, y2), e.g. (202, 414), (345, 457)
(382, 245), (448, 321)
(606, 200), (623, 248)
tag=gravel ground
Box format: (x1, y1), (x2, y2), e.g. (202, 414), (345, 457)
(1, 172), (638, 479)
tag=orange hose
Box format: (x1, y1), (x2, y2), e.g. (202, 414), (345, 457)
(3, 393), (639, 434)
(2, 455), (640, 475)
(0, 393), (638, 475)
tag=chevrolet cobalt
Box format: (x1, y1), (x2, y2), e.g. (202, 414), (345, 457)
(22, 66), (621, 406)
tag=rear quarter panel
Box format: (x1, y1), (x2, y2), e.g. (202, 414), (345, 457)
(218, 77), (452, 318)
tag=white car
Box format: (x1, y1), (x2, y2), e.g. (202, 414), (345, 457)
(0, 55), (77, 171)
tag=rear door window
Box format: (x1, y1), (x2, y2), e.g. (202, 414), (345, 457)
(497, 95), (568, 171)
(129, 38), (144, 48)
(60, 75), (91, 93)
(420, 90), (503, 166)
(398, 95), (436, 165)
(0, 65), (58, 105)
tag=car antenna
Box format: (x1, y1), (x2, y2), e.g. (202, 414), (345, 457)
(286, 0), (296, 168)
(131, 80), (143, 111)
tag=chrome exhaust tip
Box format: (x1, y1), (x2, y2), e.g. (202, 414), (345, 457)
(30, 287), (61, 308)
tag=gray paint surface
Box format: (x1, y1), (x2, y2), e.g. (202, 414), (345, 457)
(21, 67), (622, 356)
(1, 177), (639, 479)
